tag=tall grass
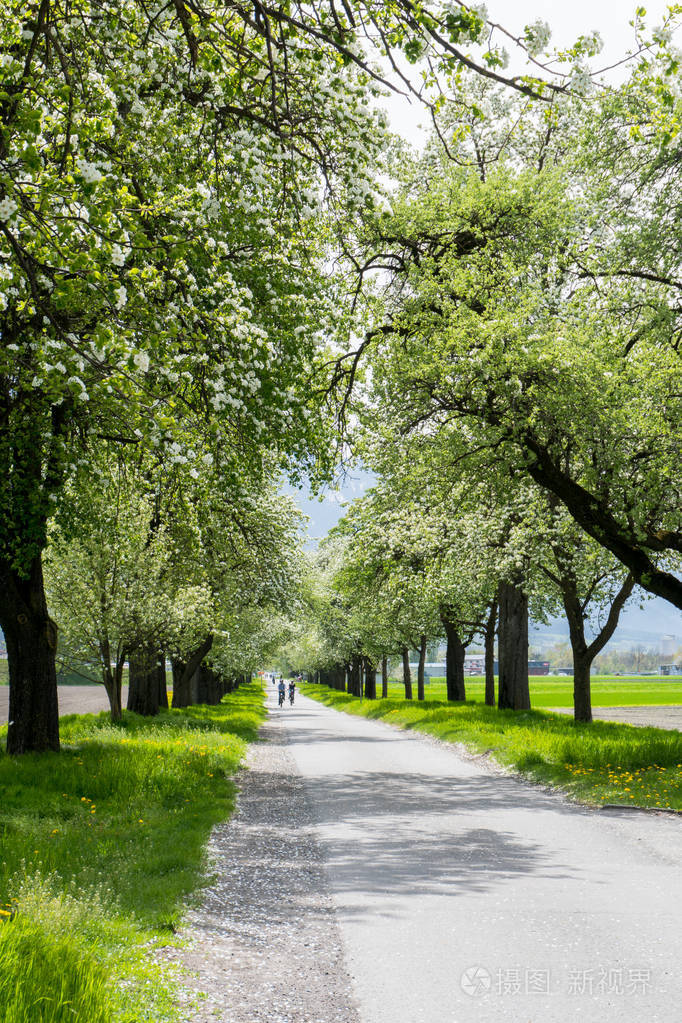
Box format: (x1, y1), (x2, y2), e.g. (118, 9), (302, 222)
(301, 685), (682, 811)
(0, 683), (265, 1022)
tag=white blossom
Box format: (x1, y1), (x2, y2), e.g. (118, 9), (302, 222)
(0, 197), (18, 220)
(524, 19), (551, 57)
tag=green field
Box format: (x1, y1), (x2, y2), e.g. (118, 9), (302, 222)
(302, 683), (682, 812)
(0, 682), (265, 1022)
(384, 676), (682, 707)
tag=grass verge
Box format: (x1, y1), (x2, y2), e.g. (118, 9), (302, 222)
(301, 684), (682, 812)
(0, 682), (265, 1022)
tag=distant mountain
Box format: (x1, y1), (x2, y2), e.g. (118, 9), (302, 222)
(531, 592), (681, 652)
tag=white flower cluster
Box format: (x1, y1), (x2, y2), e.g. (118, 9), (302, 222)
(652, 25), (673, 47)
(133, 351), (150, 372)
(0, 197), (18, 221)
(524, 19), (551, 57)
(570, 66), (593, 96)
(76, 159), (103, 184)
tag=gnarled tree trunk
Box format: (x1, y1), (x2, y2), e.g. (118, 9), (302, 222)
(401, 646), (413, 700)
(442, 612), (466, 702)
(562, 572), (634, 724)
(171, 634), (213, 708)
(1, 554), (60, 753)
(484, 599), (497, 707)
(158, 654), (168, 709)
(497, 581), (530, 711)
(381, 655), (388, 698)
(364, 657), (376, 700)
(417, 633), (427, 701)
(127, 646), (164, 716)
(348, 654), (363, 697)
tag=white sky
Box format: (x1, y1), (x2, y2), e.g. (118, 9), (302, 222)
(383, 0), (681, 143)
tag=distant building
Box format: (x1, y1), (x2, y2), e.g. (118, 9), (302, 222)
(406, 657), (550, 678)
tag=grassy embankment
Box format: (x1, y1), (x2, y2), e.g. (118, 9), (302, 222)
(0, 682), (265, 1022)
(301, 683), (682, 812)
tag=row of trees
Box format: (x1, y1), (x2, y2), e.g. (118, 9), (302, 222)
(282, 474), (637, 721)
(281, 41), (682, 722)
(45, 446), (303, 722)
(3, 3), (680, 749)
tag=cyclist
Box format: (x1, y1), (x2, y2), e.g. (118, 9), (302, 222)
(277, 678), (286, 707)
(288, 679), (296, 705)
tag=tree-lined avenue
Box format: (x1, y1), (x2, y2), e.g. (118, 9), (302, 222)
(273, 689), (681, 1023)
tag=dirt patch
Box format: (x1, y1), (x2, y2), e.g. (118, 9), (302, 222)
(549, 705), (682, 730)
(0, 685), (126, 724)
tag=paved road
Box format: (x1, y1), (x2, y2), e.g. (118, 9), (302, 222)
(273, 689), (681, 1023)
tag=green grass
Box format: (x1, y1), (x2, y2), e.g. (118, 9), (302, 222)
(0, 682), (266, 1022)
(383, 675), (682, 707)
(301, 684), (682, 812)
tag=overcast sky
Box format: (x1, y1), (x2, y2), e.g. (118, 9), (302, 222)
(383, 0), (681, 143)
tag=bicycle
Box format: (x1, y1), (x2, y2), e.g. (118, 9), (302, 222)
(278, 690), (285, 707)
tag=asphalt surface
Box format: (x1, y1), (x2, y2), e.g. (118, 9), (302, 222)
(273, 688), (681, 1023)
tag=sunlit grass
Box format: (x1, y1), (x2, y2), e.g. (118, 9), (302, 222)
(0, 682), (265, 1022)
(301, 684), (682, 812)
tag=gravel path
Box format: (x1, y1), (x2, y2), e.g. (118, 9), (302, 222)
(169, 709), (360, 1023)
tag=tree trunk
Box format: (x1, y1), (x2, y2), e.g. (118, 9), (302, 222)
(561, 571), (634, 724)
(484, 599), (497, 707)
(127, 646), (161, 716)
(563, 596), (593, 724)
(442, 613), (466, 702)
(497, 581), (530, 711)
(417, 633), (427, 701)
(171, 634), (213, 708)
(100, 635), (124, 723)
(401, 646), (413, 700)
(573, 654), (592, 724)
(158, 654), (168, 709)
(364, 657), (376, 700)
(381, 655), (388, 698)
(195, 663), (221, 704)
(348, 654), (363, 697)
(1, 554), (60, 754)
(103, 664), (123, 723)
